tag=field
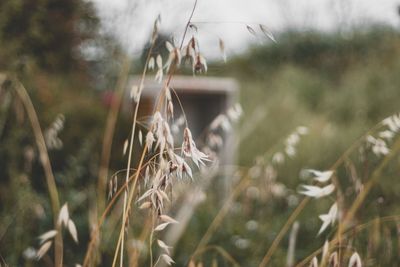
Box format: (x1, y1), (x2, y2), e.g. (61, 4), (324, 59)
(1, 1), (400, 266)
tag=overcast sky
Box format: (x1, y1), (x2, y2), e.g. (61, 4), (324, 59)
(91, 0), (400, 59)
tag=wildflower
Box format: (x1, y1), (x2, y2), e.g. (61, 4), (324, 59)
(318, 202), (338, 235)
(299, 184), (335, 198)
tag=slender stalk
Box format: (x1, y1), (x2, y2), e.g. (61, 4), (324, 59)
(98, 55), (132, 216)
(115, 31), (157, 267)
(113, 1), (198, 265)
(192, 176), (250, 256)
(258, 124), (382, 267)
(295, 137), (400, 267)
(149, 211), (155, 267)
(10, 76), (63, 266)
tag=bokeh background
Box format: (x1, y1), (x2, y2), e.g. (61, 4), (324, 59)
(1, 0), (400, 266)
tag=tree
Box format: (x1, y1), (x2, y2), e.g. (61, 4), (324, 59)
(0, 0), (99, 71)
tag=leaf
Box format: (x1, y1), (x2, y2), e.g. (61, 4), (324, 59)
(68, 219), (79, 243)
(259, 24), (277, 43)
(36, 241), (52, 260)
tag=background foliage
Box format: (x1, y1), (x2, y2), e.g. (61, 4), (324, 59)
(1, 0), (400, 265)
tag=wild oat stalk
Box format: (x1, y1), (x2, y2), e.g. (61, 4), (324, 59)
(111, 1), (199, 266)
(4, 75), (63, 266)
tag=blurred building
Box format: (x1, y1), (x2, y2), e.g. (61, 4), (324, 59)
(125, 75), (239, 165)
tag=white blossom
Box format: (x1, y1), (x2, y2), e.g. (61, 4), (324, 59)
(299, 184), (335, 198)
(318, 202), (338, 235)
(305, 169), (334, 183)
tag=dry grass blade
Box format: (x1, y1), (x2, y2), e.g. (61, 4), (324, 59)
(68, 219), (79, 243)
(123, 139), (129, 156)
(38, 230), (57, 244)
(36, 241), (52, 260)
(219, 38), (226, 62)
(58, 203), (69, 227)
(246, 25), (256, 36)
(157, 239), (172, 254)
(139, 201), (152, 210)
(259, 24), (277, 43)
(160, 214), (178, 224)
(10, 76), (63, 265)
(161, 254), (175, 265)
(155, 222), (171, 231)
(348, 252), (362, 267)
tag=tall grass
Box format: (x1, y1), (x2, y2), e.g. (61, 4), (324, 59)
(1, 3), (400, 267)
